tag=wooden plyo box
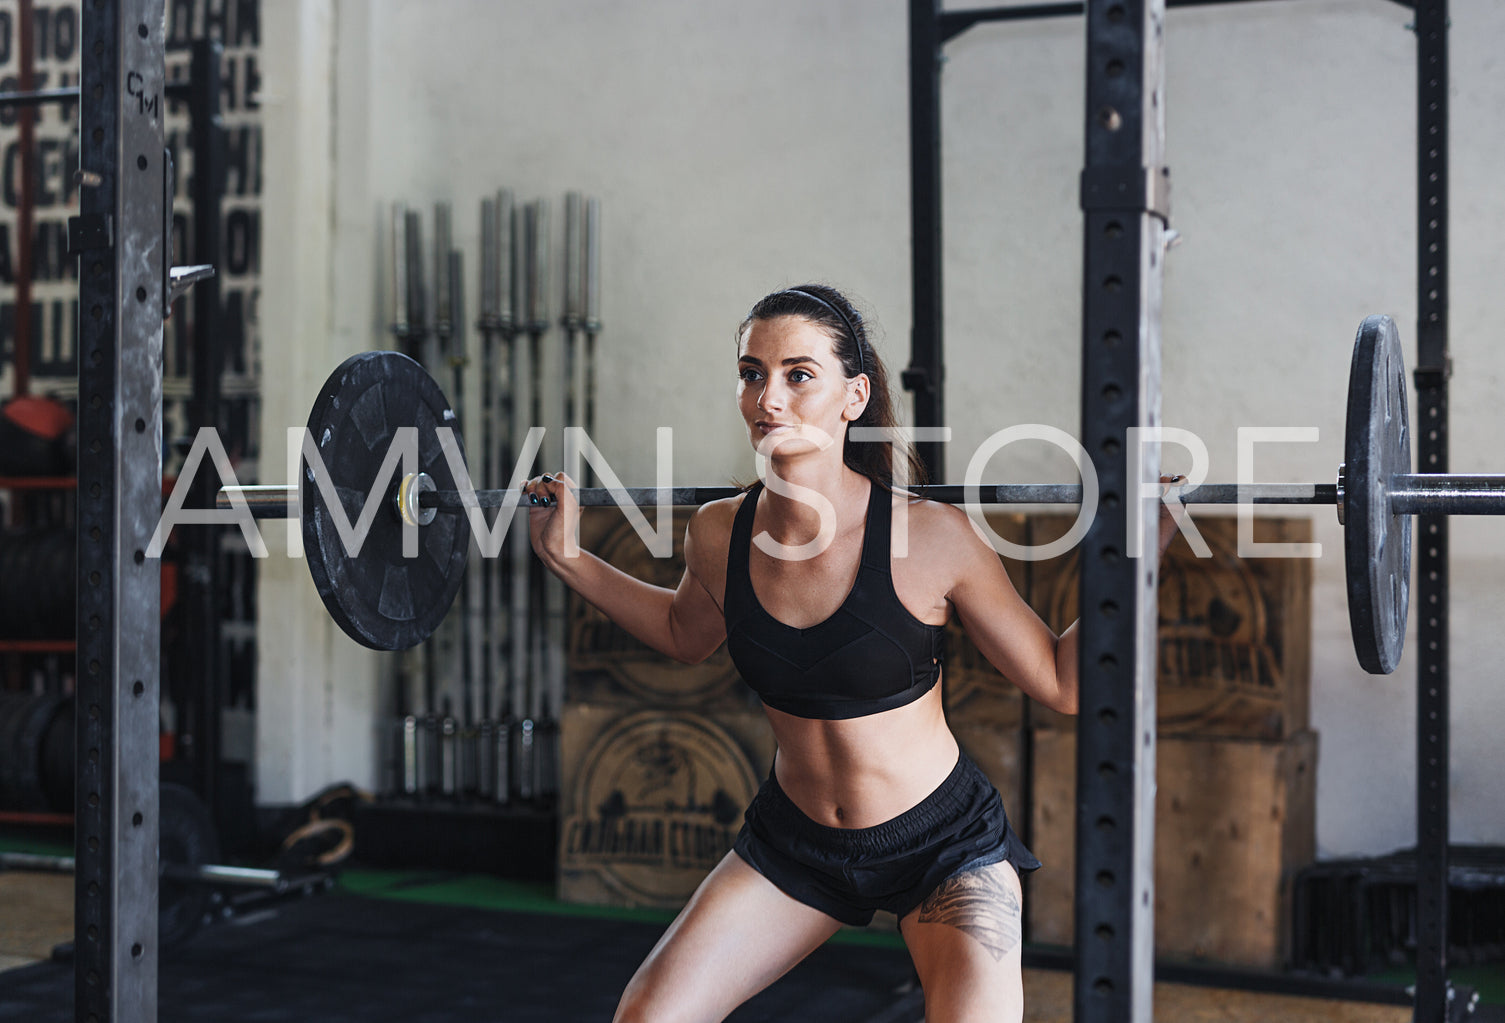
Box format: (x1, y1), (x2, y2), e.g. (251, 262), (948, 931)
(561, 509), (773, 909)
(557, 701), (775, 909)
(1023, 515), (1313, 740)
(568, 508), (751, 711)
(1028, 728), (1318, 967)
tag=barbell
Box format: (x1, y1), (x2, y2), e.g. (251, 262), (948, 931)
(217, 314), (1501, 673)
(0, 783), (345, 949)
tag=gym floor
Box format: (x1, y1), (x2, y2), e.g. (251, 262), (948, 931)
(3, 864), (1500, 1022)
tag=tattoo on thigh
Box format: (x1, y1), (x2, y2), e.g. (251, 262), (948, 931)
(915, 867), (1022, 962)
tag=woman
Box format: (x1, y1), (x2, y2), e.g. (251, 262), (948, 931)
(525, 284), (1181, 1023)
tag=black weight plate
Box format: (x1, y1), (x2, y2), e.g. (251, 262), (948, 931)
(0, 693), (63, 811)
(1344, 315), (1411, 674)
(0, 535), (14, 637)
(13, 532), (42, 634)
(40, 698), (74, 812)
(302, 351), (469, 650)
(0, 692), (30, 806)
(51, 530), (76, 639)
(159, 782), (220, 949)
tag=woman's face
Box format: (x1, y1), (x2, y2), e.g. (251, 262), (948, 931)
(737, 315), (867, 461)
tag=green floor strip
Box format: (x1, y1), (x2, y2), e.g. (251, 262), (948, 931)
(0, 836), (72, 858)
(336, 868), (908, 949)
(1371, 963), (1505, 1006)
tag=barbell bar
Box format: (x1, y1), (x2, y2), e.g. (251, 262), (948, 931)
(211, 315), (1479, 674)
(219, 476), (1505, 517)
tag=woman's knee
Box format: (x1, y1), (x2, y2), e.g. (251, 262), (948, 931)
(612, 978), (675, 1023)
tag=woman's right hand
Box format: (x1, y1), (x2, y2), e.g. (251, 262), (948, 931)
(524, 471), (581, 570)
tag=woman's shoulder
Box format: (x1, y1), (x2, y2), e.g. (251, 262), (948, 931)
(683, 489), (751, 557)
(887, 487), (991, 555)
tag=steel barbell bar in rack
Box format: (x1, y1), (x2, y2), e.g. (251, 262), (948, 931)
(222, 477), (1505, 516)
(214, 315), (1481, 674)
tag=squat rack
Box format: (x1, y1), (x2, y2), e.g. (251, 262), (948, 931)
(905, 2), (1455, 1022)
(74, 0), (168, 1020)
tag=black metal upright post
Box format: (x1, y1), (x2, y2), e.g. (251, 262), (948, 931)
(186, 38), (226, 824)
(1412, 1), (1450, 1021)
(1074, 0), (1167, 1020)
(906, 0), (946, 481)
(74, 0), (167, 1020)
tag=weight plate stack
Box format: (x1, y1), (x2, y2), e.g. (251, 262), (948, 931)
(0, 528), (76, 639)
(0, 692), (67, 811)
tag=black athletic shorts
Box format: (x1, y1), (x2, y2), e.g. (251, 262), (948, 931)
(732, 749), (1041, 927)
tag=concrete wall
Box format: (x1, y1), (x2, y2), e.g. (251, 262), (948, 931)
(255, 0), (1505, 857)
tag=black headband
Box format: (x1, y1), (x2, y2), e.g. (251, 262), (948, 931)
(783, 289), (866, 378)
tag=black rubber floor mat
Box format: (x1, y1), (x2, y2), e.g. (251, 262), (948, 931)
(0, 892), (917, 1022)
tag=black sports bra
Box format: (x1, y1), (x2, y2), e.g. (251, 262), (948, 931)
(723, 480), (946, 720)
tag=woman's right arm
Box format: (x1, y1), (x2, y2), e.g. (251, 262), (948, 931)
(525, 473), (727, 665)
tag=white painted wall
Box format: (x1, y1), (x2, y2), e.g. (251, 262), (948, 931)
(255, 0), (1505, 856)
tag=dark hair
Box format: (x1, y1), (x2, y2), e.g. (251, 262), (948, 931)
(738, 284), (928, 489)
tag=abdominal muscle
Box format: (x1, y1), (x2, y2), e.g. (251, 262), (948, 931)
(764, 681), (960, 829)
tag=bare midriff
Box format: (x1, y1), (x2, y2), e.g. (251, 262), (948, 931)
(764, 680), (959, 830)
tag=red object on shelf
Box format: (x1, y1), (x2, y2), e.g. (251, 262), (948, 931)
(0, 811), (72, 827)
(0, 640), (75, 653)
(0, 477), (76, 490)
(2, 397), (72, 440)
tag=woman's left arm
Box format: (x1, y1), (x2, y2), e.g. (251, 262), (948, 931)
(936, 506), (1079, 714)
(936, 490), (1187, 716)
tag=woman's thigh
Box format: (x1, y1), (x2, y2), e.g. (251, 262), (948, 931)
(899, 860), (1025, 1023)
(614, 851), (846, 1023)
